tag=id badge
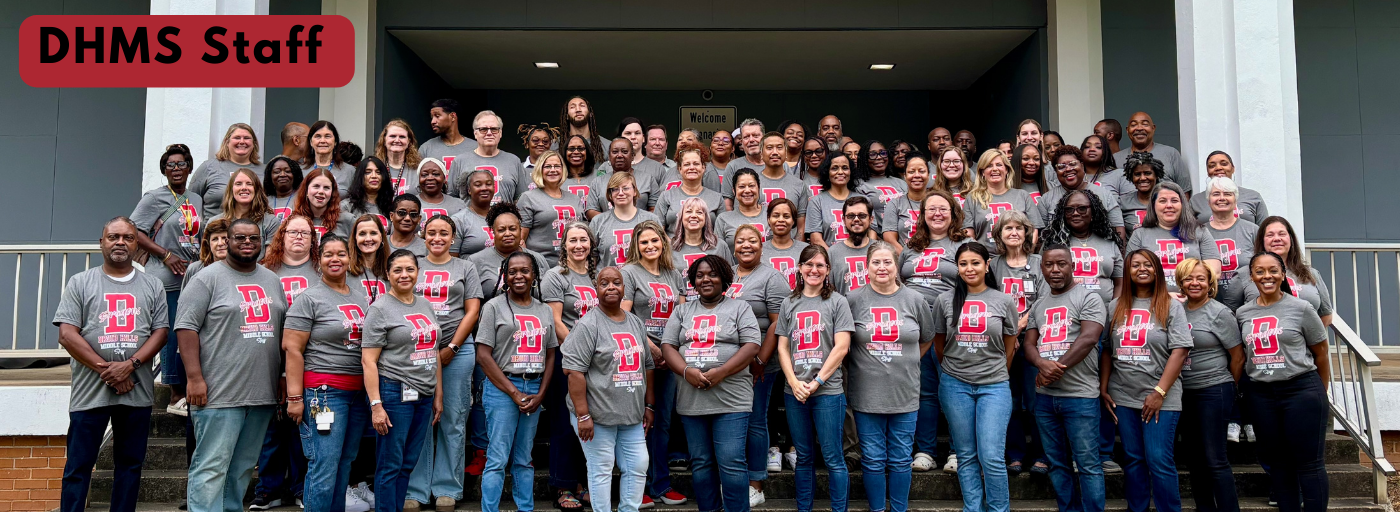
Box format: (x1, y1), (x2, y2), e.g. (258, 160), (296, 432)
(316, 410), (335, 432)
(402, 387), (420, 402)
(1024, 281), (1035, 294)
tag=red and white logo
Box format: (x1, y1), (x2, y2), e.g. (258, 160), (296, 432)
(870, 307), (900, 342)
(280, 276), (309, 306)
(903, 209), (919, 238)
(514, 314), (545, 354)
(237, 285), (273, 323)
(1029, 192), (1041, 204)
(1041, 306), (1070, 344)
(914, 248), (945, 274)
(361, 279), (386, 303)
(337, 304), (365, 343)
(807, 184), (823, 197)
(179, 203), (201, 237)
(101, 293), (139, 334)
(481, 226), (497, 248)
(442, 156), (456, 173)
(794, 310), (822, 350)
(573, 286), (597, 316)
(567, 184), (591, 198)
(984, 203), (1013, 240)
(420, 270), (450, 303)
(422, 208), (448, 221)
(611, 229), (634, 266)
(829, 208), (849, 241)
(762, 188), (786, 204)
(406, 313), (438, 350)
(844, 256), (868, 291)
(1133, 210), (1147, 227)
(613, 332), (643, 373)
(1248, 316), (1282, 355)
(875, 186), (902, 203)
(725, 282), (746, 299)
(1002, 277), (1027, 313)
(1119, 309), (1151, 347)
(770, 256), (798, 289)
(664, 180), (682, 191)
(1154, 239), (1188, 271)
(689, 314), (719, 348)
(682, 252), (707, 271)
(1216, 238), (1239, 272)
(647, 282), (676, 319)
(1071, 247), (1100, 277)
(272, 206), (293, 222)
(478, 165), (502, 195)
(552, 205), (578, 240)
(958, 300), (989, 334)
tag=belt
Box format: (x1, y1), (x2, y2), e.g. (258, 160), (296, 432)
(520, 373), (543, 380)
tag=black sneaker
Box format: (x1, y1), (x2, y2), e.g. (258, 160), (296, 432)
(178, 499), (188, 511)
(668, 458), (689, 472)
(248, 493), (283, 510)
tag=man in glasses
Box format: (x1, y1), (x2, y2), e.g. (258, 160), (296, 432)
(420, 98), (478, 176)
(446, 110), (526, 203)
(174, 219), (288, 512)
(827, 196), (875, 295)
(55, 217), (170, 512)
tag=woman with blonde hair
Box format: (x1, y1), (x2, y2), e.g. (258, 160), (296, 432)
(190, 123), (262, 219)
(965, 150), (1040, 250)
(589, 172), (662, 267)
(211, 168), (279, 247)
(519, 150), (586, 267)
(1174, 257), (1243, 512)
(376, 119), (424, 195)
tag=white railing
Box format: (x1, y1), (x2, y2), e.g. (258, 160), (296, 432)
(1326, 316), (1396, 502)
(1306, 243), (1400, 350)
(0, 244), (103, 358)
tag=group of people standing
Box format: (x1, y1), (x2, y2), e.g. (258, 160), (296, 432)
(54, 95), (1334, 512)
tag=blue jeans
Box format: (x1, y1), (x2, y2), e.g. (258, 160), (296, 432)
(747, 372), (777, 481)
(408, 341), (476, 502)
(375, 378), (434, 512)
(482, 375), (543, 512)
(188, 405), (275, 512)
(1033, 395), (1105, 512)
(574, 419), (649, 512)
(1116, 406), (1182, 512)
(254, 412), (306, 499)
(159, 290), (185, 387)
(785, 393), (849, 512)
(546, 354), (585, 490)
(470, 364), (488, 450)
(916, 350), (942, 456)
(62, 405), (151, 512)
(939, 375), (1012, 512)
(854, 411), (916, 512)
(1005, 349), (1045, 465)
(299, 386), (369, 512)
(681, 412), (750, 512)
(1182, 382), (1239, 512)
(646, 368), (679, 497)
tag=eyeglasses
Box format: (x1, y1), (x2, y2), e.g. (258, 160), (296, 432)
(802, 149), (825, 156)
(924, 207), (952, 215)
(565, 147), (587, 153)
(232, 234), (262, 243)
(1064, 205), (1092, 215)
(475, 126), (502, 134)
(868, 150), (889, 158)
(1055, 162), (1082, 170)
(528, 137), (551, 144)
(393, 209), (422, 218)
(286, 230), (313, 239)
(843, 213), (870, 221)
(800, 262), (829, 270)
(713, 137), (732, 144)
(164, 161), (190, 170)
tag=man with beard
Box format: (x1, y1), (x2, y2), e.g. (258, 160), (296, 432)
(1111, 112), (1193, 197)
(176, 219), (288, 512)
(827, 196), (875, 295)
(1094, 119), (1122, 155)
(817, 115), (844, 152)
(419, 99), (478, 177)
(955, 130), (978, 159)
(927, 127), (953, 156)
(557, 96), (610, 161)
(55, 217), (170, 512)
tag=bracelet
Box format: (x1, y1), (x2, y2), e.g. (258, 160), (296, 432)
(162, 252), (173, 263)
(645, 405), (655, 411)
(286, 395), (303, 402)
(577, 414), (591, 422)
(1154, 385), (1167, 397)
(815, 375), (827, 386)
(754, 356), (766, 366)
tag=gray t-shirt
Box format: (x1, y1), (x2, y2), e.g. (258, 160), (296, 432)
(304, 163), (357, 196)
(416, 257), (483, 342)
(828, 240), (873, 295)
(1181, 300), (1242, 389)
(720, 158), (765, 200)
(1206, 220), (1258, 291)
(53, 268), (168, 412)
(865, 176), (909, 205)
(418, 136), (479, 188)
(131, 187), (205, 291)
(285, 282), (369, 376)
(1092, 170), (1131, 198)
(1105, 297), (1193, 410)
(387, 237), (428, 258)
(620, 264), (686, 343)
(761, 240), (808, 290)
(363, 295), (440, 395)
(182, 260), (208, 290)
(990, 254), (1044, 316)
(1064, 234), (1124, 307)
(518, 188), (587, 267)
(419, 195), (469, 229)
(1125, 226), (1221, 293)
(450, 208), (492, 257)
(882, 194), (922, 245)
(1118, 192), (1151, 236)
(271, 261), (320, 307)
(703, 161), (731, 197)
(188, 159), (257, 220)
(846, 285), (938, 414)
(544, 267), (599, 330)
(806, 191), (882, 244)
(715, 209), (771, 248)
(757, 170), (810, 217)
(476, 295), (558, 375)
(560, 310), (654, 426)
(1236, 294), (1328, 382)
(173, 263), (287, 408)
(654, 187), (725, 237)
(589, 209), (661, 268)
(449, 150), (526, 204)
(900, 237), (961, 304)
(673, 241), (735, 287)
(467, 247), (550, 301)
(1038, 183), (1124, 229)
(1027, 284), (1107, 398)
(934, 289), (1019, 385)
(596, 160), (665, 210)
(661, 298), (763, 416)
(350, 271), (388, 305)
(774, 293), (855, 396)
(1222, 267), (1334, 318)
(1190, 186), (1270, 226)
(963, 189), (1043, 249)
(1113, 144), (1194, 196)
(728, 265), (789, 339)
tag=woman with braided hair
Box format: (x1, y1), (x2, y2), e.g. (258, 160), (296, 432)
(1039, 188), (1125, 306)
(519, 123), (560, 174)
(542, 221), (602, 509)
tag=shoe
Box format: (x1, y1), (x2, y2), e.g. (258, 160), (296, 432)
(166, 397), (189, 417)
(177, 499), (188, 511)
(1030, 461), (1050, 475)
(942, 454), (958, 473)
(345, 487), (371, 512)
(658, 490), (688, 505)
(1102, 460), (1123, 474)
(1071, 461), (1079, 473)
(466, 449), (487, 476)
(766, 446), (782, 472)
(668, 457), (689, 472)
(355, 482), (376, 508)
(844, 450), (861, 470)
(1227, 422), (1241, 442)
(1244, 424), (1257, 443)
(248, 494), (282, 510)
(1267, 497), (1279, 507)
(404, 499), (421, 512)
(639, 495), (655, 510)
(435, 496), (456, 512)
(784, 447), (797, 470)
(912, 452), (935, 472)
(296, 497), (303, 509)
(749, 486), (766, 507)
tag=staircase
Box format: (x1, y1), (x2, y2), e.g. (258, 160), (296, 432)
(86, 383), (1392, 512)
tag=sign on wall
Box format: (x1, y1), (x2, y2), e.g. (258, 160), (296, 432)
(679, 106), (737, 142)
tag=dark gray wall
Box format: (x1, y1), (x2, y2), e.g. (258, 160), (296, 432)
(377, 33), (456, 149)
(264, 0), (323, 162)
(1100, 0), (1180, 148)
(961, 30), (1050, 150)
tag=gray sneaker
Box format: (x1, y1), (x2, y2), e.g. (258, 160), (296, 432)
(1101, 460), (1123, 474)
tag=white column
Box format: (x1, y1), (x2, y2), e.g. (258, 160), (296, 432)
(141, 0), (269, 191)
(1048, 0), (1105, 144)
(319, 0), (376, 145)
(1176, 0), (1304, 237)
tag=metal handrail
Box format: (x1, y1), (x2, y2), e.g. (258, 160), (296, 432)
(1325, 315), (1396, 503)
(1, 244), (102, 357)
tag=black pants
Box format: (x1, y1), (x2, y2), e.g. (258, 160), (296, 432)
(62, 405), (153, 512)
(1248, 371), (1329, 512)
(546, 357), (585, 490)
(1182, 381), (1240, 512)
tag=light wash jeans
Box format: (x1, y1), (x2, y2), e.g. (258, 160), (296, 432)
(481, 375), (543, 512)
(298, 386), (369, 512)
(188, 405), (275, 512)
(939, 374), (1013, 512)
(407, 340), (476, 502)
(573, 419), (649, 512)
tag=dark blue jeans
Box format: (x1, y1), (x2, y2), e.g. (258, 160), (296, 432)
(375, 378), (434, 512)
(647, 369), (679, 497)
(785, 393), (849, 512)
(470, 364), (487, 450)
(299, 386), (370, 512)
(159, 289), (185, 387)
(1005, 349), (1045, 465)
(1248, 371), (1329, 512)
(254, 411), (307, 499)
(62, 405), (151, 512)
(1182, 382), (1239, 512)
(747, 372), (777, 482)
(1116, 406), (1182, 512)
(916, 351), (942, 455)
(681, 412), (750, 512)
(854, 411), (916, 512)
(1033, 395), (1105, 512)
(546, 358), (585, 490)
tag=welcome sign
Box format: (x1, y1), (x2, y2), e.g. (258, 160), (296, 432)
(679, 106), (738, 142)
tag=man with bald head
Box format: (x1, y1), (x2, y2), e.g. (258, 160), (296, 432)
(1112, 112), (1193, 197)
(280, 122), (308, 161)
(818, 115), (844, 151)
(927, 127), (952, 155)
(1094, 119), (1122, 155)
(955, 130), (977, 157)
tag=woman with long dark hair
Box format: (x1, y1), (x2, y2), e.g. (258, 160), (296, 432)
(1125, 181), (1221, 293)
(1012, 144), (1048, 203)
(1082, 135), (1122, 196)
(342, 157), (396, 233)
(1039, 189), (1126, 305)
(211, 168), (280, 246)
(303, 120), (357, 195)
(807, 153), (877, 249)
(264, 156), (304, 221)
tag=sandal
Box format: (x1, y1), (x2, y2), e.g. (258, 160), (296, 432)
(1007, 461), (1023, 474)
(555, 490), (582, 510)
(1030, 461), (1050, 475)
(578, 490), (592, 506)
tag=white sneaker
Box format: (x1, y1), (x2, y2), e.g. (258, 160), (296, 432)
(911, 452), (934, 472)
(1243, 424), (1257, 443)
(166, 398), (189, 417)
(355, 482), (376, 508)
(296, 497), (304, 509)
(1227, 422), (1241, 443)
(942, 454), (958, 473)
(748, 486), (766, 507)
(345, 487), (371, 512)
(766, 447), (782, 472)
(784, 448), (797, 470)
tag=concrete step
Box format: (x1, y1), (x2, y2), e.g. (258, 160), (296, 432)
(98, 438), (188, 471)
(87, 462), (1380, 504)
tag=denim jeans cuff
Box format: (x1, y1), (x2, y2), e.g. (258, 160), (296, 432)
(748, 470), (768, 481)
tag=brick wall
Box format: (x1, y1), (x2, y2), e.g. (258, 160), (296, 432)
(0, 436), (66, 512)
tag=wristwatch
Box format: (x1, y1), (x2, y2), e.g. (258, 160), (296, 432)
(369, 399), (384, 408)
(448, 344), (461, 354)
(128, 357), (143, 368)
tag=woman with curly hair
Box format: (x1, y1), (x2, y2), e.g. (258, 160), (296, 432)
(542, 221), (602, 509)
(1038, 146), (1126, 243)
(467, 202), (551, 302)
(1039, 188), (1126, 306)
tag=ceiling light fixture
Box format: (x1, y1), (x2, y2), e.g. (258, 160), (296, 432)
(869, 64), (896, 70)
(535, 62), (559, 69)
